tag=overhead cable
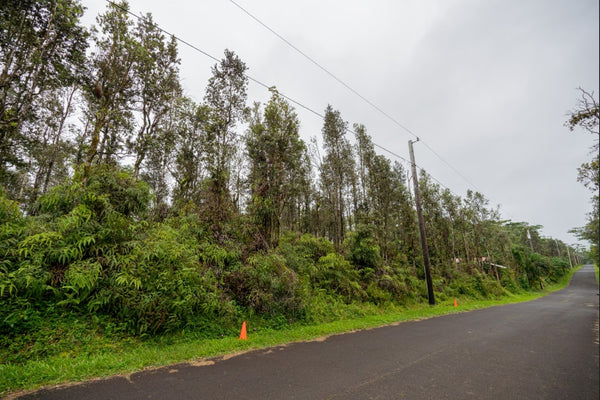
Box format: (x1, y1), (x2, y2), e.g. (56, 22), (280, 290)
(228, 0), (481, 192)
(106, 0), (465, 199)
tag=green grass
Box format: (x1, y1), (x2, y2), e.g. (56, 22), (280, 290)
(594, 263), (599, 285)
(0, 266), (580, 398)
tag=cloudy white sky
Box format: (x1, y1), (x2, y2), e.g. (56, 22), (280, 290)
(81, 0), (599, 247)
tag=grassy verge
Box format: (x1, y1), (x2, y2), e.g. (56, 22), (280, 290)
(594, 263), (599, 285)
(0, 266), (579, 397)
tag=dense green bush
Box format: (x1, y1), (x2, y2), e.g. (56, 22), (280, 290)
(499, 272), (519, 293)
(0, 167), (233, 335)
(106, 224), (231, 334)
(312, 253), (365, 302)
(374, 265), (410, 300)
(511, 245), (569, 290)
(295, 233), (336, 263)
(344, 225), (382, 283)
(549, 257), (570, 281)
(278, 232), (334, 277)
(226, 252), (307, 321)
(0, 193), (52, 302)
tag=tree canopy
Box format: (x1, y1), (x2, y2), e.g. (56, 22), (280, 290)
(566, 87), (599, 260)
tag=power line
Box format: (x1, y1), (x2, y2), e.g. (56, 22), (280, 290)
(228, 0), (418, 139)
(420, 141), (481, 192)
(111, 3), (220, 64)
(105, 2), (408, 157)
(227, 0), (481, 193)
(105, 0), (466, 201)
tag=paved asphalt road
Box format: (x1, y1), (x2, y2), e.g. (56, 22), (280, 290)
(16, 265), (599, 399)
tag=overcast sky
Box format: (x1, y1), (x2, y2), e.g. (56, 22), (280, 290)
(81, 0), (599, 247)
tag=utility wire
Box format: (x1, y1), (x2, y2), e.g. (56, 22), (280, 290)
(228, 0), (418, 139)
(106, 0), (464, 199)
(228, 0), (481, 192)
(420, 141), (481, 191)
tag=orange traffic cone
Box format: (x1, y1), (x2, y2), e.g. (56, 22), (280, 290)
(453, 299), (458, 307)
(239, 321), (247, 340)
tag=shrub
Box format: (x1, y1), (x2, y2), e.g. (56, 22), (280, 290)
(1, 167), (232, 335)
(199, 242), (242, 276)
(373, 265), (411, 302)
(0, 189), (21, 224)
(365, 282), (392, 304)
(295, 233), (335, 263)
(312, 253), (365, 302)
(225, 252), (307, 321)
(500, 272), (519, 293)
(36, 164), (150, 220)
(106, 223), (230, 334)
(449, 273), (479, 298)
(549, 257), (569, 282)
(0, 192), (52, 301)
(344, 225), (382, 282)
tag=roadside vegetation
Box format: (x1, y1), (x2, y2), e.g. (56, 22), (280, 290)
(0, 267), (580, 396)
(0, 0), (595, 397)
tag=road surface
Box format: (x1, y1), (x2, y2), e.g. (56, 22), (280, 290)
(16, 265), (599, 399)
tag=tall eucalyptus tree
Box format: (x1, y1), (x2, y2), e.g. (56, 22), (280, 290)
(0, 0), (87, 194)
(246, 90), (307, 249)
(202, 50), (248, 234)
(319, 105), (355, 250)
(129, 14), (181, 181)
(83, 0), (137, 177)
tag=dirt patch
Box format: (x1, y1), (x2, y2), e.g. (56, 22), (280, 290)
(187, 360), (215, 367)
(221, 351), (249, 361)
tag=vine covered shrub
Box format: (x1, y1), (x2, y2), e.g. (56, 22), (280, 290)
(549, 257), (569, 281)
(295, 233), (335, 263)
(0, 189), (21, 224)
(344, 225), (382, 283)
(225, 252), (307, 321)
(106, 224), (231, 334)
(1, 167), (234, 335)
(375, 265), (410, 300)
(37, 164), (150, 219)
(312, 253), (365, 302)
(499, 272), (519, 293)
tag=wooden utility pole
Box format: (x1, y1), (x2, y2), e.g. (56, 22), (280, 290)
(566, 245), (574, 269)
(527, 229), (534, 252)
(408, 139), (435, 305)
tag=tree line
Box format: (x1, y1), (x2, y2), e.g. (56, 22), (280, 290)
(565, 88), (599, 262)
(0, 1), (583, 343)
